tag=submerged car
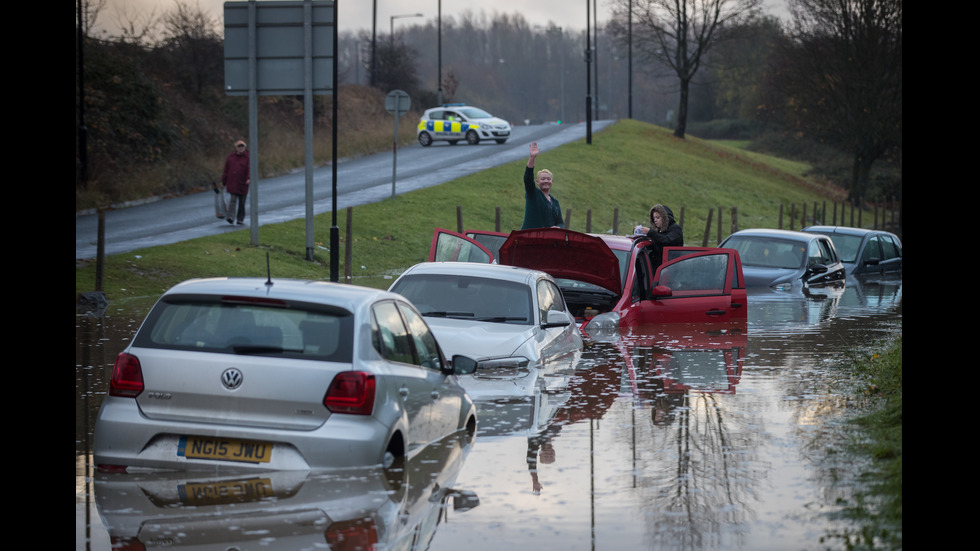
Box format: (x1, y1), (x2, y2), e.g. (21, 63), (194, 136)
(427, 228), (747, 335)
(719, 228), (845, 291)
(416, 104), (511, 146)
(93, 278), (477, 472)
(388, 262), (583, 368)
(802, 225), (902, 277)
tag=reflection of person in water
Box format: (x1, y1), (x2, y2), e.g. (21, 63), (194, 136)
(526, 423), (563, 494)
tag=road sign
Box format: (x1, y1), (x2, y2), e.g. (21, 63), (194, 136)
(385, 90), (411, 116)
(224, 1), (335, 95)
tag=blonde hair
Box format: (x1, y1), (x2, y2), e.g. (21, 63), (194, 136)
(536, 169), (553, 181)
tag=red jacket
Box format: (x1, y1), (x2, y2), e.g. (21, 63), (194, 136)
(222, 151), (250, 195)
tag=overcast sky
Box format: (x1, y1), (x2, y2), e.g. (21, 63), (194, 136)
(94, 0), (788, 37)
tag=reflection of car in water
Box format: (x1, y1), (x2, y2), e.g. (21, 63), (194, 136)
(428, 228), (747, 335)
(95, 431), (479, 550)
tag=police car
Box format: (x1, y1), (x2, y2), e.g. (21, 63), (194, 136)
(417, 104), (511, 146)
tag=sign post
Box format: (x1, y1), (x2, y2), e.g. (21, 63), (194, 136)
(385, 90), (411, 198)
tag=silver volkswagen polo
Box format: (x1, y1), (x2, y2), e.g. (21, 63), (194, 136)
(93, 278), (477, 472)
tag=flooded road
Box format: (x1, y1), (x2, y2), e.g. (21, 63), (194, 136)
(76, 276), (901, 550)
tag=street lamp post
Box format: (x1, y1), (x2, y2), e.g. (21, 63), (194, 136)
(390, 13), (423, 46)
(437, 0), (442, 105)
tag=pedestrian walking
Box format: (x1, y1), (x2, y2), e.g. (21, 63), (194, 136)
(222, 140), (250, 225)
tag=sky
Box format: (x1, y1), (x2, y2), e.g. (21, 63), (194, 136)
(94, 0), (789, 38)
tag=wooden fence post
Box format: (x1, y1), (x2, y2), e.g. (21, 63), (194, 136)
(702, 208), (714, 247)
(495, 206), (501, 232)
(730, 206), (738, 237)
(779, 203), (784, 229)
(565, 208), (572, 230)
(344, 207), (353, 283)
(586, 210), (592, 233)
(456, 206), (463, 233)
(613, 208), (620, 235)
(716, 207), (722, 245)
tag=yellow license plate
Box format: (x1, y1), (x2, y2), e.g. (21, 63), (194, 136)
(178, 477), (276, 506)
(178, 436), (273, 463)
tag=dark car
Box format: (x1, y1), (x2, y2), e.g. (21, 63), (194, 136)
(719, 228), (845, 291)
(803, 225), (902, 277)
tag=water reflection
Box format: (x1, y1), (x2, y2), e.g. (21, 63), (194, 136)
(78, 276), (901, 551)
(94, 431), (478, 550)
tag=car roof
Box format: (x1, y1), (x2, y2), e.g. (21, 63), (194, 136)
(803, 225), (897, 238)
(397, 261), (552, 284)
(724, 228), (824, 243)
(163, 277), (401, 311)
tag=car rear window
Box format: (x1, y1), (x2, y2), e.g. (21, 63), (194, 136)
(133, 296), (354, 362)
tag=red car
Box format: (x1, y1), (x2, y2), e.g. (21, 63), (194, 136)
(427, 228), (747, 335)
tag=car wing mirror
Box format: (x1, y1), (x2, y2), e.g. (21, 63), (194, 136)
(451, 355), (479, 375)
(541, 310), (572, 328)
(807, 263), (829, 275)
(651, 284), (672, 298)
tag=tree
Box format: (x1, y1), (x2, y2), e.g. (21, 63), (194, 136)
(774, 0), (902, 205)
(158, 0), (222, 98)
(367, 31), (421, 97)
(610, 0), (762, 138)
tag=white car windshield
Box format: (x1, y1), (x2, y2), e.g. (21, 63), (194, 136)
(458, 107), (493, 119)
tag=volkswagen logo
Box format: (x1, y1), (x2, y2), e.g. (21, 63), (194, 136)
(221, 368), (244, 390)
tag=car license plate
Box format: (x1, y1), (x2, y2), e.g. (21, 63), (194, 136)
(178, 436), (273, 464)
(178, 477), (275, 506)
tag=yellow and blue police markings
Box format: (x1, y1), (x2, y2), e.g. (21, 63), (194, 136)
(418, 119), (479, 134)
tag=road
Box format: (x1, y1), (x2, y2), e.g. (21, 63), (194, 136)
(75, 121), (613, 260)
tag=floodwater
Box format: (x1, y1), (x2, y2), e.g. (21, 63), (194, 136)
(75, 276), (901, 551)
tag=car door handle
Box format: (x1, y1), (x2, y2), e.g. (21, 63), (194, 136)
(430, 391), (440, 401)
(399, 387), (409, 398)
(705, 309), (726, 316)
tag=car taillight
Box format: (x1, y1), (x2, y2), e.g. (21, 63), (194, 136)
(324, 518), (378, 551)
(110, 353), (144, 397)
(324, 372), (376, 415)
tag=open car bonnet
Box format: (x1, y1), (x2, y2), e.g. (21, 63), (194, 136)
(498, 229), (623, 294)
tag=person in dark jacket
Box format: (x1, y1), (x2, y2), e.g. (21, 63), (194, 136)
(521, 142), (564, 230)
(639, 204), (683, 252)
(222, 140), (250, 225)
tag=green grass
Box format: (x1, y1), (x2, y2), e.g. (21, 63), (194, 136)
(824, 338), (903, 550)
(76, 119), (852, 304)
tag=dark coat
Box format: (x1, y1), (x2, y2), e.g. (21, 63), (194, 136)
(222, 151), (250, 195)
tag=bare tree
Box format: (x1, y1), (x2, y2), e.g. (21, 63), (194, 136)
(611, 0), (762, 138)
(775, 0), (902, 205)
(158, 0), (222, 97)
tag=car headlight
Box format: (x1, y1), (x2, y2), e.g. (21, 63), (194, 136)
(585, 311), (620, 334)
(477, 356), (530, 369)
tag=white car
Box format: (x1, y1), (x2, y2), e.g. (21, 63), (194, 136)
(388, 262), (583, 370)
(93, 277), (477, 472)
(416, 104), (511, 146)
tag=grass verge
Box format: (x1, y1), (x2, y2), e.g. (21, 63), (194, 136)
(824, 337), (903, 550)
(76, 119), (856, 309)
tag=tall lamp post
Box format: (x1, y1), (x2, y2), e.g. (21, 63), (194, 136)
(437, 0), (442, 105)
(390, 13), (423, 46)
